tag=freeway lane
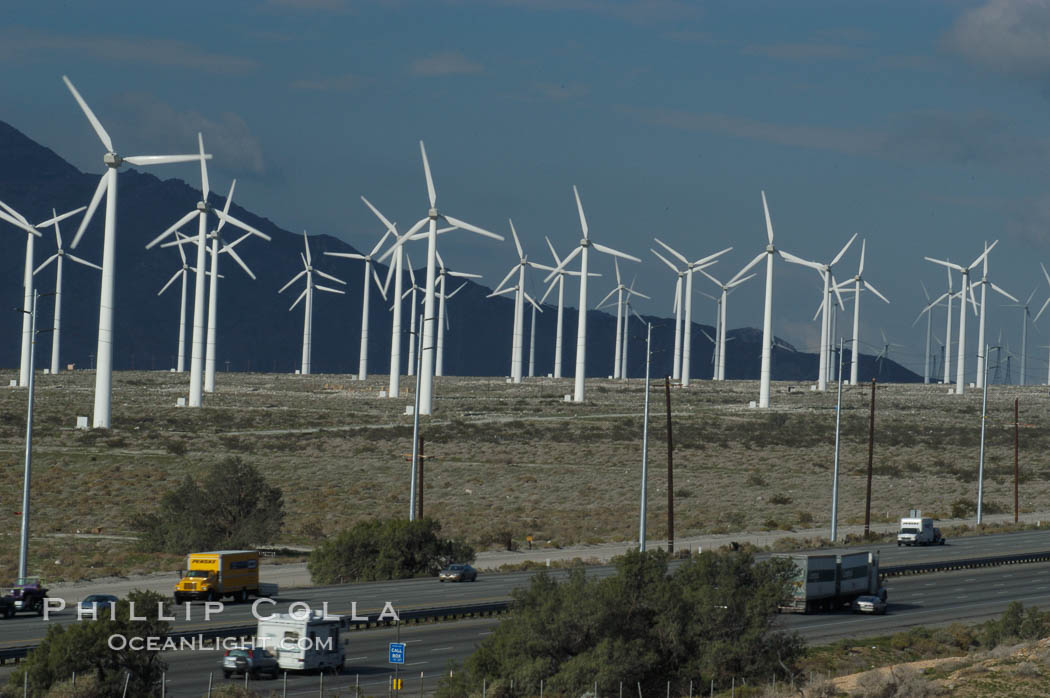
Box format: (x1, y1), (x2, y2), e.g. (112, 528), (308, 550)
(2, 563), (1050, 696)
(5, 528), (1050, 649)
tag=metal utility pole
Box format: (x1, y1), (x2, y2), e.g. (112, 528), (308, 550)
(417, 436), (425, 520)
(831, 339), (844, 542)
(665, 375), (674, 554)
(409, 315), (424, 521)
(1014, 397), (1019, 524)
(639, 322), (652, 551)
(977, 345), (990, 525)
(18, 290), (39, 581)
(863, 378), (876, 537)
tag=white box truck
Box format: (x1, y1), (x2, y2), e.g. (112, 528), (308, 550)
(897, 515), (945, 546)
(255, 610), (346, 673)
(776, 551), (886, 613)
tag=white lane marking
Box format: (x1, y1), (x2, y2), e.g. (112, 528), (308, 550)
(405, 661), (428, 666)
(478, 631), (493, 636)
(347, 656), (368, 661)
(431, 647), (454, 652)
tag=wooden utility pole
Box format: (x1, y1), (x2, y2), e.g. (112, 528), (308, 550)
(665, 376), (674, 554)
(1014, 398), (1019, 524)
(864, 378), (876, 537)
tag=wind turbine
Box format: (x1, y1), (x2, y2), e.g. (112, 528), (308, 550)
(156, 231), (195, 373)
(376, 141), (503, 414)
(32, 207), (94, 376)
(490, 220), (553, 383)
(145, 135), (267, 405)
(779, 234), (856, 391)
(874, 329), (906, 379)
(613, 277), (649, 379)
(278, 232), (347, 375)
(401, 254), (424, 377)
(324, 217), (392, 380)
(1004, 287), (1037, 386)
(539, 237), (595, 379)
(63, 76), (207, 428)
(731, 192), (779, 408)
(435, 251), (483, 377)
(652, 240), (730, 387)
(925, 243), (995, 394)
(650, 249), (688, 381)
(914, 282), (938, 385)
(0, 200), (44, 387)
(595, 259), (638, 380)
(1032, 263), (1050, 386)
(698, 263), (757, 381)
(831, 239), (890, 385)
(543, 186), (639, 403)
(969, 242), (1016, 389)
(364, 197), (409, 397)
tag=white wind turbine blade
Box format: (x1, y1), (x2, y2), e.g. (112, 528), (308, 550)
(315, 269), (348, 285)
(1026, 287), (1038, 307)
(369, 225), (392, 257)
(651, 248), (681, 273)
(493, 265), (520, 295)
(968, 282), (978, 315)
(654, 238), (689, 266)
(672, 276), (682, 315)
(62, 75), (113, 152)
(35, 206), (86, 230)
(175, 232), (190, 264)
(124, 154), (210, 166)
(830, 233), (857, 267)
(573, 185), (589, 238)
(830, 274), (845, 310)
(160, 234), (196, 249)
(487, 286), (517, 298)
(1035, 295), (1050, 323)
(146, 209), (199, 249)
(224, 245), (256, 280)
(216, 179), (237, 233)
(197, 133), (210, 201)
(405, 252), (417, 286)
(302, 231), (313, 265)
(731, 251), (767, 284)
(858, 238), (866, 275)
(0, 200), (29, 225)
(697, 290), (718, 302)
(523, 290), (542, 311)
(279, 269), (307, 294)
(509, 219), (524, 258)
(864, 280), (890, 304)
(700, 329), (715, 343)
(812, 299), (823, 323)
(528, 261), (555, 272)
(626, 286), (650, 300)
(614, 258), (621, 285)
(990, 283), (1019, 303)
(441, 215), (503, 241)
(920, 280), (930, 303)
(289, 288), (308, 311)
(402, 286), (415, 301)
(420, 140), (437, 208)
(693, 246), (732, 267)
(449, 271), (482, 279)
(212, 209), (270, 241)
(0, 208), (40, 237)
(449, 281), (469, 299)
(969, 240), (998, 270)
(372, 267), (388, 301)
(33, 254), (59, 275)
(158, 269), (183, 295)
(66, 253), (103, 271)
(778, 250), (823, 272)
(361, 196), (398, 233)
(543, 245), (582, 283)
(539, 278), (558, 305)
(727, 272), (756, 289)
(761, 190), (774, 244)
(219, 231), (253, 253)
(377, 218), (427, 264)
(315, 285), (346, 295)
(696, 267), (723, 287)
(595, 286), (619, 308)
(545, 236), (562, 266)
(592, 242), (641, 263)
(925, 256), (965, 272)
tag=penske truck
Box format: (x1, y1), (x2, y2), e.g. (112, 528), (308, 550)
(775, 551), (886, 613)
(173, 550), (278, 604)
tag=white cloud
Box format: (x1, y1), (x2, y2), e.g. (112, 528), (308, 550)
(410, 51), (484, 76)
(290, 73), (367, 92)
(944, 0), (1050, 78)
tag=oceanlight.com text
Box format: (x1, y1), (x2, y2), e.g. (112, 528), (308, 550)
(106, 634), (336, 652)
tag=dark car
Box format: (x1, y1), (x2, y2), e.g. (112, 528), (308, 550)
(223, 647), (279, 679)
(439, 564), (478, 582)
(78, 594), (119, 617)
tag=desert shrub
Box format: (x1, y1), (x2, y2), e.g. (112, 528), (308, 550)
(218, 434), (254, 452)
(950, 498), (975, 519)
(162, 438), (187, 455)
(308, 518), (474, 584)
(769, 493), (792, 505)
(747, 472), (767, 487)
(129, 456), (284, 553)
(852, 666), (940, 698)
(797, 511), (814, 525)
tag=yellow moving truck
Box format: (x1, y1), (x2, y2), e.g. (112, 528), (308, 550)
(174, 550), (278, 604)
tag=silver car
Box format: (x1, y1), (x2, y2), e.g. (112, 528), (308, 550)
(439, 564), (478, 582)
(852, 595), (888, 615)
(223, 647), (279, 680)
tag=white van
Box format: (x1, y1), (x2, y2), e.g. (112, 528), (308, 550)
(255, 611), (346, 673)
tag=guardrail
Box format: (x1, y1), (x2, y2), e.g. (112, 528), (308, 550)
(881, 549), (1050, 577)
(0, 601), (511, 664)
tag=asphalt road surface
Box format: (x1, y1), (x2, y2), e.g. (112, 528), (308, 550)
(2, 562), (1050, 696)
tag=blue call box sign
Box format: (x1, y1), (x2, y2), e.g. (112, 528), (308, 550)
(389, 642), (406, 664)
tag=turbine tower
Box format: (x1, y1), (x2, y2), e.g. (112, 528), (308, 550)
(377, 142), (503, 414)
(64, 76), (208, 427)
(0, 201), (44, 387)
(1005, 288), (1037, 386)
(650, 249), (688, 381)
(1033, 263), (1050, 386)
(652, 240), (730, 387)
(32, 207), (95, 375)
(835, 239), (889, 385)
(732, 192), (779, 408)
(490, 220), (552, 383)
(156, 231), (195, 373)
(402, 254), (423, 376)
(279, 232), (347, 375)
(543, 186), (639, 403)
(539, 237), (594, 379)
(698, 262), (757, 381)
(597, 262), (649, 380)
(435, 251), (482, 377)
(324, 216), (393, 380)
(925, 243), (994, 394)
(969, 242), (1016, 389)
(364, 197), (409, 397)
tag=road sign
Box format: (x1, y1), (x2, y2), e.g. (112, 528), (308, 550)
(389, 642), (406, 664)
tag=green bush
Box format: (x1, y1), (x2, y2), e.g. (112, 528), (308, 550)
(307, 518), (474, 584)
(129, 456), (285, 553)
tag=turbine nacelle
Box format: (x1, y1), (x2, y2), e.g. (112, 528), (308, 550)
(766, 244), (775, 253)
(103, 152), (122, 167)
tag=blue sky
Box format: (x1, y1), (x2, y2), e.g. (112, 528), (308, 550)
(4, 0), (1050, 382)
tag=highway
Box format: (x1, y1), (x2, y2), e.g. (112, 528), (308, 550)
(2, 561), (1050, 695)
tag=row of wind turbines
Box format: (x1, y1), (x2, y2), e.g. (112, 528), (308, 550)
(9, 76), (1050, 431)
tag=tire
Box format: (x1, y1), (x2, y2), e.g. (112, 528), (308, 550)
(238, 589), (248, 603)
(35, 600), (44, 616)
(897, 542), (901, 547)
(208, 591), (218, 603)
(223, 671), (231, 679)
(250, 668), (260, 680)
(174, 594), (182, 605)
